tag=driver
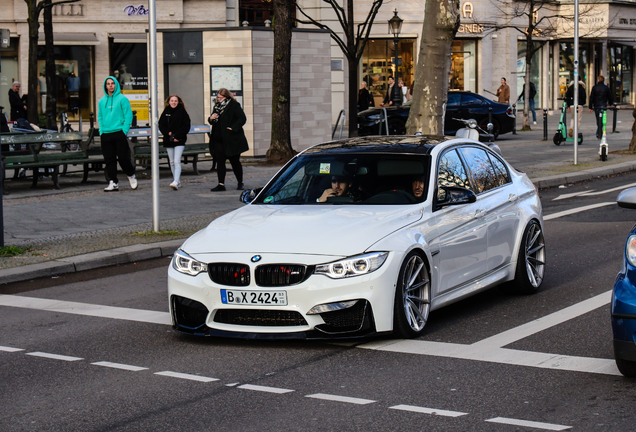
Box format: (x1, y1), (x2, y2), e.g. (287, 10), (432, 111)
(317, 175), (353, 202)
(412, 175), (425, 202)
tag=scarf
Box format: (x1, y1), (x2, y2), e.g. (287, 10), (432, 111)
(211, 98), (230, 123)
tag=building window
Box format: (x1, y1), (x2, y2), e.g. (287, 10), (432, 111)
(450, 39), (476, 92)
(608, 44), (632, 104)
(361, 39), (415, 107)
(517, 41), (542, 107)
(239, 0), (274, 26)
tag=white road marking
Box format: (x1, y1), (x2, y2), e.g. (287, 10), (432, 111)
(553, 182), (636, 201)
(91, 361), (148, 371)
(238, 384), (294, 394)
(0, 346), (24, 352)
(544, 202), (615, 220)
(305, 393), (375, 405)
(0, 294), (171, 325)
(26, 352), (83, 362)
(154, 371), (219, 382)
(485, 416), (571, 431)
(389, 404), (468, 417)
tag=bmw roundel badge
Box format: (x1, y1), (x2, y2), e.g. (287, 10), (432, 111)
(251, 255), (262, 263)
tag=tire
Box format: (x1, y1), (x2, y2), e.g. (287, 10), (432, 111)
(393, 251), (431, 338)
(479, 118), (500, 139)
(615, 356), (636, 378)
(504, 220), (546, 295)
(601, 146), (607, 161)
(388, 119), (406, 136)
(553, 132), (563, 146)
(577, 133), (583, 145)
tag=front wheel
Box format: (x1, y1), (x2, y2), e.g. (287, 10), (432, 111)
(553, 132), (563, 146)
(600, 146), (608, 161)
(393, 251), (431, 338)
(503, 220), (546, 294)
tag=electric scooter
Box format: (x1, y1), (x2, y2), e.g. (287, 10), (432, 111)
(454, 118), (502, 156)
(598, 108), (609, 161)
(553, 99), (583, 145)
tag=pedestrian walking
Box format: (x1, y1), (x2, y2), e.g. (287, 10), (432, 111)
(381, 76), (401, 107)
(566, 80), (586, 137)
(357, 81), (373, 112)
(399, 80), (410, 105)
(589, 75), (614, 139)
(97, 76), (137, 192)
(516, 76), (537, 124)
(8, 82), (27, 121)
(159, 94), (191, 191)
(208, 88), (249, 191)
(496, 77), (510, 105)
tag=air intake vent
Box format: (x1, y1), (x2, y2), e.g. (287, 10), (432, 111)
(255, 264), (310, 286)
(214, 309), (308, 326)
(208, 263), (250, 286)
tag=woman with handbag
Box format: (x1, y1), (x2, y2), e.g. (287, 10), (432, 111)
(159, 94), (191, 190)
(208, 88), (249, 191)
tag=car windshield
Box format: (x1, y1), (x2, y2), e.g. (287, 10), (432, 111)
(254, 153), (431, 205)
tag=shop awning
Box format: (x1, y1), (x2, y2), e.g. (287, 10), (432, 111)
(37, 33), (99, 45)
(109, 33), (147, 44)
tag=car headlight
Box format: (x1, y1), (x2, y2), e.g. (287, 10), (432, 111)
(172, 249), (208, 276)
(626, 235), (636, 267)
(315, 252), (388, 279)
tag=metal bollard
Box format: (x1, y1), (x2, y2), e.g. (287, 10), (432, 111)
(543, 108), (548, 141)
(488, 107), (492, 125)
(612, 106), (619, 133)
(512, 103), (517, 134)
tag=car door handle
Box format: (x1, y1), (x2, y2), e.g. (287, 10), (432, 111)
(508, 193), (517, 202)
(474, 209), (486, 219)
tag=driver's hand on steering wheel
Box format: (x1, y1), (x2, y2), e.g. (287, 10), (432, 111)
(317, 189), (335, 203)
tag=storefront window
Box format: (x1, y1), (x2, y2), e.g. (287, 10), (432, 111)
(517, 41), (542, 108)
(110, 42), (149, 122)
(559, 42), (588, 100)
(37, 45), (93, 121)
(608, 45), (632, 104)
(450, 39), (476, 92)
(361, 39), (415, 107)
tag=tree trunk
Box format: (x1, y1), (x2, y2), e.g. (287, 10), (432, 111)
(346, 0), (357, 138)
(266, 0), (296, 164)
(26, 0), (40, 125)
(406, 0), (460, 135)
(44, 2), (57, 131)
(521, 14), (533, 131)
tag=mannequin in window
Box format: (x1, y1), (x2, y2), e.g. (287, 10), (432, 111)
(119, 64), (133, 90)
(38, 72), (47, 114)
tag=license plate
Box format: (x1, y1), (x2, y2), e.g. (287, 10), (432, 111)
(220, 289), (288, 306)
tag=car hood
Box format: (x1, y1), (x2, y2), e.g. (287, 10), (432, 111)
(181, 204), (423, 256)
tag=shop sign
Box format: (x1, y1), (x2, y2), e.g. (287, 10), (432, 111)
(618, 18), (636, 25)
(124, 5), (150, 16)
(52, 4), (84, 16)
(458, 24), (483, 34)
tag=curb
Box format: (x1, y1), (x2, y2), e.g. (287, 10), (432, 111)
(531, 161), (636, 189)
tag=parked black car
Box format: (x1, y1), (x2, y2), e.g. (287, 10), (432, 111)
(357, 91), (516, 139)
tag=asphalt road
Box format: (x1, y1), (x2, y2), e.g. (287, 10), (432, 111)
(2, 173), (636, 431)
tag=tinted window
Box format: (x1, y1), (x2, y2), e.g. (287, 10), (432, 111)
(461, 94), (483, 106)
(458, 146), (499, 193)
(437, 149), (471, 200)
(447, 93), (460, 107)
(489, 154), (511, 186)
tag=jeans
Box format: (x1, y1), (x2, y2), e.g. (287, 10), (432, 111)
(529, 99), (536, 122)
(166, 145), (185, 183)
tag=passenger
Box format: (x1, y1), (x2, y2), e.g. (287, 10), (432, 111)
(317, 175), (353, 202)
(412, 175), (425, 201)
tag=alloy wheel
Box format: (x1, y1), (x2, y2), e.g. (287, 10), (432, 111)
(401, 254), (431, 332)
(524, 222), (546, 288)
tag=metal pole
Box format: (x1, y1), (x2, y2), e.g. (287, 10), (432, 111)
(573, 0), (579, 164)
(0, 108), (4, 247)
(543, 108), (548, 140)
(149, 0), (160, 231)
(394, 36), (400, 105)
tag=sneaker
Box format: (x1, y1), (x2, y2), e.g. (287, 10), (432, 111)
(170, 181), (179, 190)
(533, 121), (537, 125)
(128, 174), (138, 190)
(211, 184), (226, 192)
(237, 182), (244, 190)
(104, 180), (119, 192)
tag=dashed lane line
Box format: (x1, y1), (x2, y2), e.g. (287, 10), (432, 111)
(389, 404), (468, 417)
(26, 351), (83, 362)
(91, 361), (148, 371)
(155, 371), (219, 382)
(543, 202), (615, 220)
(0, 345), (25, 352)
(238, 384), (294, 394)
(305, 393), (376, 405)
(485, 416), (572, 431)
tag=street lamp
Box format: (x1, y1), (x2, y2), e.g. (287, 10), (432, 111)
(388, 9), (403, 105)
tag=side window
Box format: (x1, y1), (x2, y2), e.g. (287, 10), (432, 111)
(458, 146), (499, 193)
(461, 94), (483, 106)
(447, 93), (460, 107)
(437, 149), (471, 200)
(489, 153), (511, 187)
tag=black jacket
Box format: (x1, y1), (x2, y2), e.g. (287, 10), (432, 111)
(159, 103), (191, 147)
(566, 82), (586, 107)
(208, 99), (249, 158)
(589, 82), (613, 110)
(358, 88), (373, 111)
(8, 89), (26, 121)
(383, 83), (401, 106)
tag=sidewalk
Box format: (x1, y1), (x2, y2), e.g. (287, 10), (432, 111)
(1, 109), (635, 284)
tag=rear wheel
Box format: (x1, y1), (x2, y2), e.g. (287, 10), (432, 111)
(388, 119), (406, 136)
(504, 220), (546, 294)
(393, 251), (431, 338)
(553, 132), (563, 145)
(601, 146), (607, 161)
(615, 356), (636, 378)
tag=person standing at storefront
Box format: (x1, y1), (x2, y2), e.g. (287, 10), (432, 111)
(496, 77), (510, 105)
(208, 88), (249, 192)
(589, 75), (614, 139)
(358, 81), (373, 112)
(98, 76), (137, 192)
(8, 82), (27, 121)
(516, 76), (537, 125)
(381, 76), (401, 107)
(566, 80), (586, 137)
(159, 94), (191, 191)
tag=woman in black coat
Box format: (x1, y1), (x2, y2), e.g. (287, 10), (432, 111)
(208, 88), (249, 191)
(159, 94), (191, 190)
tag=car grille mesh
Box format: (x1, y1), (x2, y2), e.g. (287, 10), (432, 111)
(319, 300), (367, 330)
(255, 264), (309, 287)
(208, 263), (250, 286)
(214, 309), (308, 327)
(172, 295), (209, 329)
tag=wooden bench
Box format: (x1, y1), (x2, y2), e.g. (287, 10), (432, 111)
(129, 125), (211, 175)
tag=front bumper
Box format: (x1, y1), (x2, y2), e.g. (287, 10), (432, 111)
(611, 270), (636, 361)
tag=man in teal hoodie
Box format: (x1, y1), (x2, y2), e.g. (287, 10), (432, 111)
(98, 76), (137, 191)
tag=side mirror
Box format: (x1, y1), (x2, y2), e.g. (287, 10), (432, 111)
(436, 186), (476, 209)
(240, 187), (263, 204)
(617, 187), (636, 209)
